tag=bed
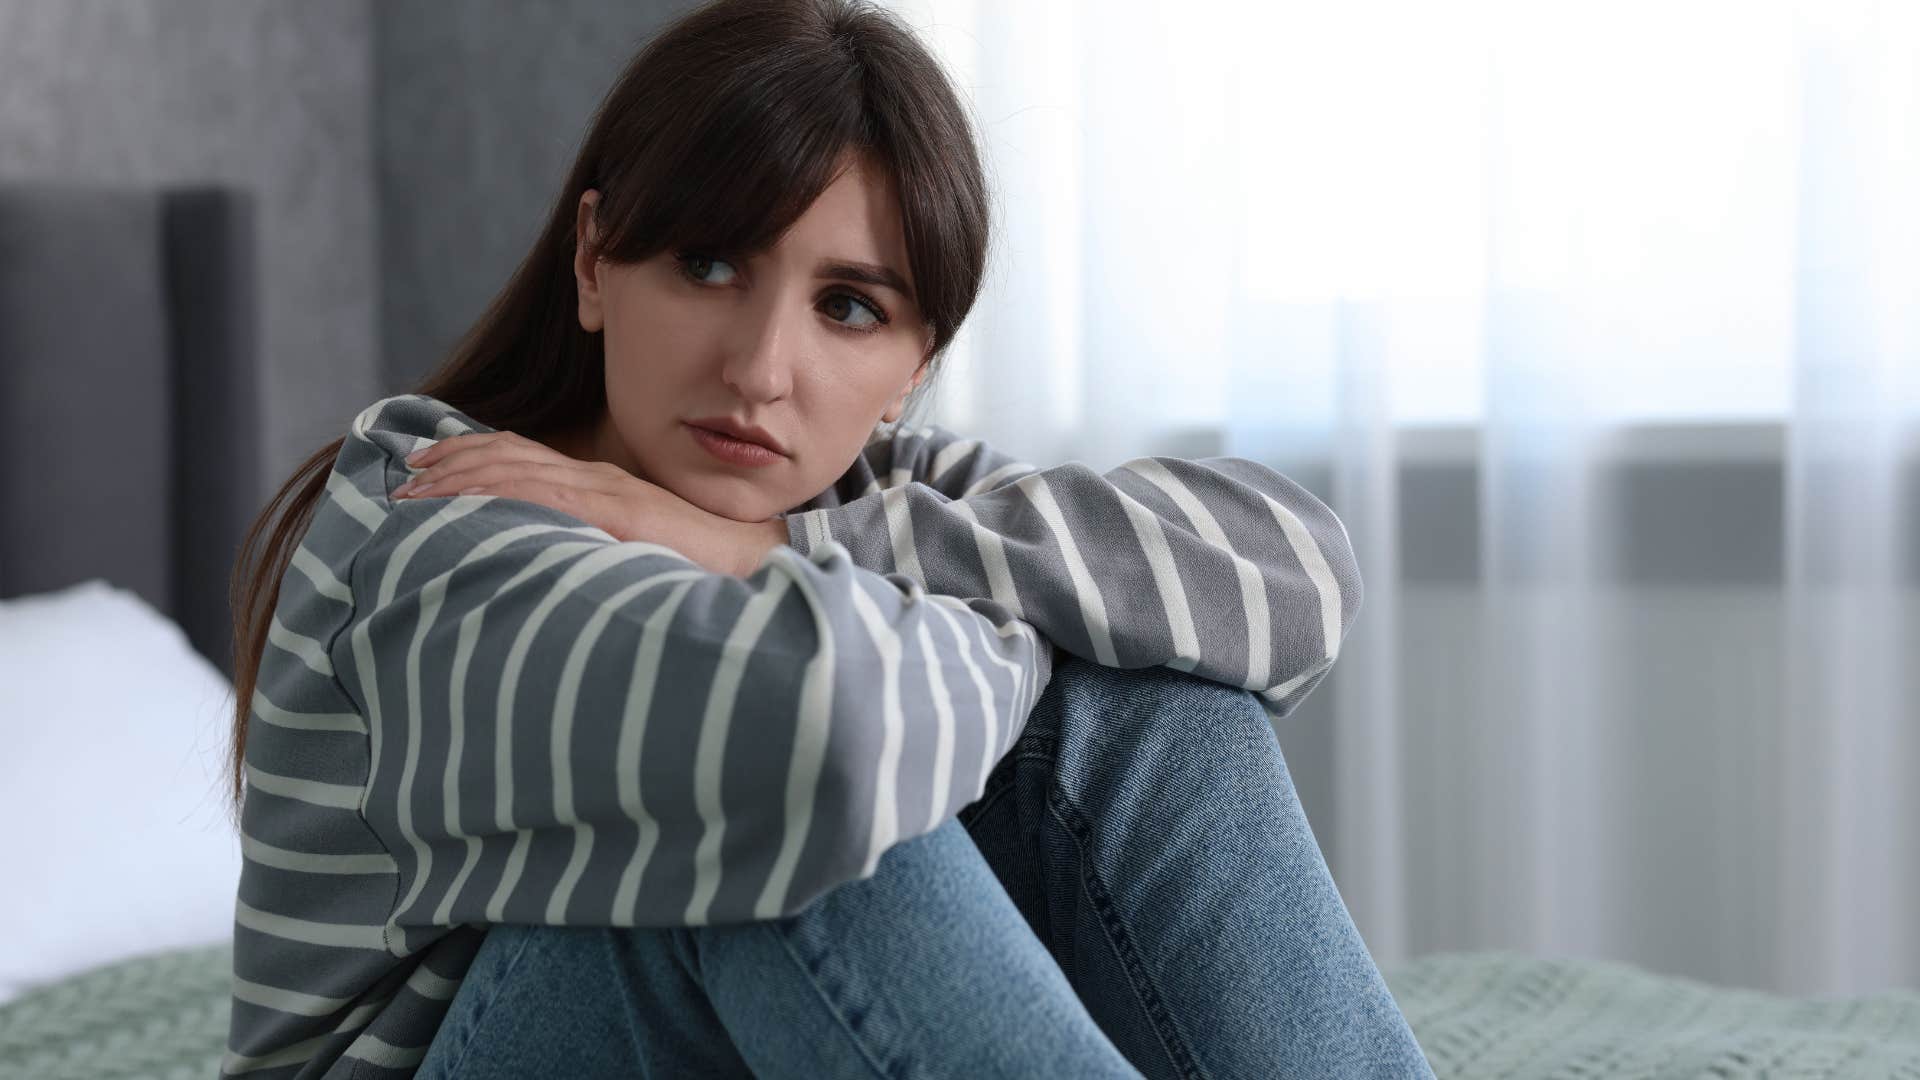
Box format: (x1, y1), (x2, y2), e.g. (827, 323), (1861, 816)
(3, 941), (1918, 1079)
(3, 182), (1917, 1079)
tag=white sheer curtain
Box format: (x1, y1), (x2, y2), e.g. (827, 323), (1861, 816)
(880, 0), (1920, 995)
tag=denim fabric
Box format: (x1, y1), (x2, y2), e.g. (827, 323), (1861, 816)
(413, 658), (1436, 1079)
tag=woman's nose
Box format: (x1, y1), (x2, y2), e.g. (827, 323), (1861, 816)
(719, 293), (800, 402)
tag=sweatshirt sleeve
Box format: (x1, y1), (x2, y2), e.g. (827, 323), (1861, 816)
(326, 397), (1052, 936)
(783, 423), (1362, 720)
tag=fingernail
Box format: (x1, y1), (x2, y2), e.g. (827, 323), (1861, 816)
(406, 447), (428, 464)
(407, 480), (435, 496)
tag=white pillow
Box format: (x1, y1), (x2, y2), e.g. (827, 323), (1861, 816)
(0, 578), (241, 1005)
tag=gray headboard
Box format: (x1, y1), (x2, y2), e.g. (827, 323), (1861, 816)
(0, 182), (262, 679)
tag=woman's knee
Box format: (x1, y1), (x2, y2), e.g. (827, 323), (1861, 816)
(1033, 656), (1281, 767)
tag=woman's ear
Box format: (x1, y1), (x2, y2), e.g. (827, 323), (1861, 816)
(574, 189), (604, 334)
(881, 355), (932, 424)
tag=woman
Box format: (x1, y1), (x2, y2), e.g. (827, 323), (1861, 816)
(224, 0), (1435, 1076)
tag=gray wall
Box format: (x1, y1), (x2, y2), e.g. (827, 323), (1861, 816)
(0, 0), (379, 503)
(0, 0), (703, 489)
(373, 0), (695, 391)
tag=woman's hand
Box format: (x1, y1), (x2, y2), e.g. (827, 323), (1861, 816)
(392, 430), (787, 577)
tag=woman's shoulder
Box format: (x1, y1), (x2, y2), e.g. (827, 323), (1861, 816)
(325, 394), (489, 505)
(255, 399), (479, 699)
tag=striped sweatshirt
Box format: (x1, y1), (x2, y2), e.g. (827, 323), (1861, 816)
(223, 392), (1362, 1078)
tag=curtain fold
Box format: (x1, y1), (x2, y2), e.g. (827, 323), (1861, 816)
(1779, 0), (1920, 994)
(884, 0), (1919, 994)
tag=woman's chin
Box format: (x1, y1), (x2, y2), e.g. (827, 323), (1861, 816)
(676, 483), (776, 526)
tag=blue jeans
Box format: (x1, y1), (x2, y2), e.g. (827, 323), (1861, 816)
(414, 657), (1436, 1078)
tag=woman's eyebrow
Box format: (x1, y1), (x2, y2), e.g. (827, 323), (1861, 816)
(816, 258), (914, 301)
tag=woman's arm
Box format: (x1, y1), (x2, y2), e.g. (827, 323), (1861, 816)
(319, 395), (1052, 933)
(784, 423), (1362, 720)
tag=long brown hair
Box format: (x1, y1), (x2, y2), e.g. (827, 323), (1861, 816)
(224, 0), (991, 826)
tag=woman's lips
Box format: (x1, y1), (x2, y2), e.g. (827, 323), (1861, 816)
(687, 423), (784, 467)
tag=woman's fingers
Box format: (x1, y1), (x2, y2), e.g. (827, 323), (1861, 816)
(399, 460), (588, 498)
(393, 439), (656, 547)
(398, 435), (576, 495)
(393, 451), (747, 575)
(410, 460), (641, 542)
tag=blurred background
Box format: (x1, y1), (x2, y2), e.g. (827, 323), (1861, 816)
(2, 0), (1914, 1005)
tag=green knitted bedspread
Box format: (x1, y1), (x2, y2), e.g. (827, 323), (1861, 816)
(1, 944), (1916, 1078)
(1389, 950), (1920, 1079)
(0, 944), (228, 1080)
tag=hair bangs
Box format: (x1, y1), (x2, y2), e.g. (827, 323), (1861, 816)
(595, 53), (871, 265)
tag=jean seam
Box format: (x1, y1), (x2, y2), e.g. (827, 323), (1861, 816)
(764, 921), (895, 1079)
(437, 928), (540, 1080)
(1046, 790), (1210, 1080)
(959, 746), (1044, 823)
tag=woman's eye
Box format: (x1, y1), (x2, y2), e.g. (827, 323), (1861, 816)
(822, 292), (885, 330)
(677, 252), (886, 333)
(678, 253), (738, 285)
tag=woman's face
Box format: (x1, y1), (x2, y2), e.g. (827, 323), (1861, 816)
(562, 151), (933, 524)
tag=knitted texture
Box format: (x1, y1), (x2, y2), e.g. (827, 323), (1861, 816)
(0, 944), (227, 1080)
(1385, 949), (1920, 1079)
(4, 943), (1918, 1078)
